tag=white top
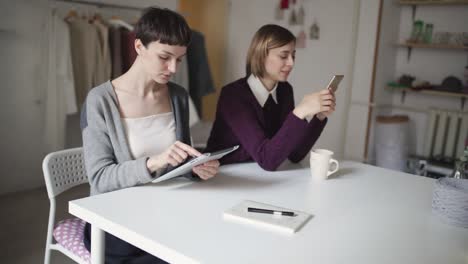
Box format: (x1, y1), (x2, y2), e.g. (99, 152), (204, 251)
(122, 112), (176, 159)
(247, 74), (278, 107)
(70, 161), (468, 264)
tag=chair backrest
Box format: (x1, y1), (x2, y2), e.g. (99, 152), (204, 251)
(43, 147), (88, 199)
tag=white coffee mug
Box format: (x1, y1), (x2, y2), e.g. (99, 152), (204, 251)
(310, 149), (339, 181)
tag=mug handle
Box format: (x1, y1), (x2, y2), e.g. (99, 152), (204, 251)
(327, 159), (339, 176)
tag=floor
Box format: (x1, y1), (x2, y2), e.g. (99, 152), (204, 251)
(0, 184), (89, 263)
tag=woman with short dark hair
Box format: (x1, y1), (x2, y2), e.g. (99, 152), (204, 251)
(80, 7), (219, 263)
(206, 24), (335, 171)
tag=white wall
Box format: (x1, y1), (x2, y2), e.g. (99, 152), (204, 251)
(225, 0), (361, 159)
(0, 0), (50, 195)
(343, 0), (381, 162)
(0, 0), (178, 195)
(365, 0), (401, 163)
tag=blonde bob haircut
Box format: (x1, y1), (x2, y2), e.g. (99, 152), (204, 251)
(246, 24), (296, 77)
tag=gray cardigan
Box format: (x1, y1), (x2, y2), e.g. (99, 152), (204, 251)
(80, 81), (194, 195)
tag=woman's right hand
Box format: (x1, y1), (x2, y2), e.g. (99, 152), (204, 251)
(146, 141), (202, 173)
(293, 89), (334, 120)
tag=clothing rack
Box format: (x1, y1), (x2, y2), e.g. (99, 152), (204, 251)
(55, 0), (145, 11)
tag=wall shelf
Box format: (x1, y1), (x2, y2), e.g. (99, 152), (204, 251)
(397, 43), (468, 50)
(387, 86), (468, 109)
(396, 42), (468, 61)
(399, 0), (468, 5)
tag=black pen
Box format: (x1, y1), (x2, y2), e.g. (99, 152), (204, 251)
(247, 207), (295, 216)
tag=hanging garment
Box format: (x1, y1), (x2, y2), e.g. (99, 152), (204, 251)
(121, 28), (137, 73)
(275, 1), (284, 20)
(44, 11), (78, 152)
(93, 20), (111, 83)
(186, 30), (215, 118)
(296, 30), (306, 49)
(109, 26), (123, 79)
(67, 17), (102, 107)
(171, 57), (200, 127)
(297, 5), (305, 25)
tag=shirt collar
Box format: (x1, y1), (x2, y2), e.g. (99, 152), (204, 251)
(247, 74), (278, 107)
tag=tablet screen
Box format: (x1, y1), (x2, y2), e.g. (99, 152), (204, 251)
(152, 145), (239, 183)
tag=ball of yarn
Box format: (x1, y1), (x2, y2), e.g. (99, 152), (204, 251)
(432, 177), (468, 228)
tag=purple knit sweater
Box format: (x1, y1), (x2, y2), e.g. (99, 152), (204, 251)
(205, 77), (327, 171)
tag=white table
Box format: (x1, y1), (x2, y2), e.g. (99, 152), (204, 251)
(69, 161), (468, 264)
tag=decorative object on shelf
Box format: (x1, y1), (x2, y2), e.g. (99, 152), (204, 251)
(280, 0), (289, 9)
(275, 1), (284, 20)
(398, 74), (415, 87)
(297, 4), (305, 25)
(450, 147), (468, 180)
(423, 23), (433, 43)
(437, 76), (463, 93)
(309, 19), (319, 40)
(432, 177), (468, 228)
(433, 31), (450, 44)
(449, 32), (464, 46)
(408, 20), (424, 43)
(412, 78), (431, 90)
(296, 30), (306, 49)
(289, 8), (297, 25)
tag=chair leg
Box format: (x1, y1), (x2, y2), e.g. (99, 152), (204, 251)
(44, 202), (56, 264)
(44, 245), (51, 264)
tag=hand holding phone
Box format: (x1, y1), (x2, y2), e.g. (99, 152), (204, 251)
(327, 75), (344, 92)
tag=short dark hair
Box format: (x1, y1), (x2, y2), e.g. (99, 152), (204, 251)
(135, 7), (191, 47)
(246, 24), (295, 77)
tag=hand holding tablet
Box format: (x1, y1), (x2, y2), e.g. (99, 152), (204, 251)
(152, 145), (239, 183)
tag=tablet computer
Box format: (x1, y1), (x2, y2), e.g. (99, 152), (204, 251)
(152, 145), (239, 183)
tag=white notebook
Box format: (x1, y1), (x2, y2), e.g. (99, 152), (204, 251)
(223, 200), (312, 234)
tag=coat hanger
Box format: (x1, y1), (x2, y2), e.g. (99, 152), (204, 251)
(108, 17), (134, 31)
(64, 9), (78, 21)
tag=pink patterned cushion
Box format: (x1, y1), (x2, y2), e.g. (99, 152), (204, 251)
(53, 218), (90, 263)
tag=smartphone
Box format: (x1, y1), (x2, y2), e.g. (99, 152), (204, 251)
(326, 75), (344, 92)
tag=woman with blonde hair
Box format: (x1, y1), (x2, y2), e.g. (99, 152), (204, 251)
(206, 24), (335, 171)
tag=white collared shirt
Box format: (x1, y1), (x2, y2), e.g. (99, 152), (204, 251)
(247, 74), (278, 107)
(247, 75), (315, 122)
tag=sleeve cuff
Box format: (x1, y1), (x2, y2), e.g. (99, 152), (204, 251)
(137, 157), (155, 183)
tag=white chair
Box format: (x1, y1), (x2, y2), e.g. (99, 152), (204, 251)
(43, 147), (90, 264)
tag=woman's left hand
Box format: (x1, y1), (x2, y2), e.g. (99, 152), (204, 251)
(192, 159), (220, 180)
(316, 88), (336, 121)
